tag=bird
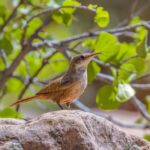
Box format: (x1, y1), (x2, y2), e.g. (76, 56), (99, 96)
(10, 52), (101, 109)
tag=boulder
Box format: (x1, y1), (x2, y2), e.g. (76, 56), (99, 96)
(0, 110), (149, 150)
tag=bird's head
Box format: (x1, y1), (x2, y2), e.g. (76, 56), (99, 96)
(70, 52), (101, 70)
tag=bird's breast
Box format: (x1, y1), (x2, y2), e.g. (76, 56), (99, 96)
(61, 71), (87, 103)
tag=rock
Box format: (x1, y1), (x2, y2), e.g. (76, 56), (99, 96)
(0, 110), (149, 150)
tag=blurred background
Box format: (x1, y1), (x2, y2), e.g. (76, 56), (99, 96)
(0, 0), (150, 138)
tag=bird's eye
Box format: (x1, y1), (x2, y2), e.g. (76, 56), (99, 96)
(80, 55), (84, 59)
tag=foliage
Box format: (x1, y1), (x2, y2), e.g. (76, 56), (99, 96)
(0, 0), (150, 136)
(0, 108), (23, 118)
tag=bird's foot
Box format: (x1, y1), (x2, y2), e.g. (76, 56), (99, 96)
(57, 103), (64, 110)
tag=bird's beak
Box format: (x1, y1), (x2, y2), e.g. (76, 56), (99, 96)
(88, 52), (102, 58)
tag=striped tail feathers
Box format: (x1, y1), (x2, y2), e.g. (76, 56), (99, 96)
(10, 95), (38, 107)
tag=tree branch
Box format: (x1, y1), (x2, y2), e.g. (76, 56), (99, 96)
(16, 52), (56, 111)
(72, 99), (150, 129)
(31, 20), (150, 50)
(0, 0), (23, 33)
(0, 47), (8, 69)
(132, 96), (150, 121)
(132, 72), (150, 82)
(118, 0), (150, 27)
(21, 5), (96, 45)
(0, 48), (29, 91)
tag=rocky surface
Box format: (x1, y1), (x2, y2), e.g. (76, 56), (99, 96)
(0, 110), (149, 150)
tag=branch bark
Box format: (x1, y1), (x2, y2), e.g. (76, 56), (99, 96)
(73, 100), (150, 129)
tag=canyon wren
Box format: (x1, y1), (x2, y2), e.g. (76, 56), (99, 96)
(10, 52), (101, 109)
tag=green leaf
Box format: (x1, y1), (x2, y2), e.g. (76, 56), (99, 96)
(88, 4), (97, 9)
(119, 64), (136, 82)
(31, 0), (50, 6)
(0, 58), (5, 70)
(26, 53), (42, 76)
(148, 47), (150, 52)
(96, 85), (120, 110)
(94, 7), (109, 28)
(0, 36), (13, 54)
(52, 11), (72, 26)
(52, 11), (64, 24)
(136, 32), (148, 58)
(62, 0), (81, 14)
(7, 78), (24, 93)
(87, 61), (100, 83)
(0, 108), (23, 118)
(0, 5), (6, 16)
(144, 134), (150, 142)
(82, 39), (96, 49)
(135, 117), (143, 124)
(130, 17), (147, 41)
(50, 53), (68, 73)
(126, 57), (146, 76)
(146, 96), (150, 115)
(26, 18), (42, 39)
(130, 16), (142, 25)
(63, 13), (72, 26)
(95, 32), (118, 63)
(115, 43), (136, 64)
(116, 83), (135, 102)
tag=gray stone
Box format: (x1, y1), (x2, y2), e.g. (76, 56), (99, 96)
(0, 110), (149, 150)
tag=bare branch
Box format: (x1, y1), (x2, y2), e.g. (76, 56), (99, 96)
(132, 72), (150, 82)
(96, 73), (113, 84)
(27, 16), (52, 45)
(72, 100), (150, 129)
(12, 74), (28, 84)
(131, 83), (150, 90)
(23, 58), (31, 76)
(118, 0), (150, 27)
(31, 20), (150, 50)
(0, 48), (29, 91)
(132, 96), (150, 121)
(16, 52), (56, 111)
(121, 55), (138, 64)
(21, 5), (96, 45)
(96, 72), (150, 90)
(0, 0), (23, 33)
(26, 6), (96, 24)
(0, 48), (8, 69)
(0, 15), (150, 93)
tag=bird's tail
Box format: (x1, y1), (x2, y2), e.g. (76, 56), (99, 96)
(10, 95), (38, 107)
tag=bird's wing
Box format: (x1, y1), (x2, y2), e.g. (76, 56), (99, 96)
(36, 76), (73, 95)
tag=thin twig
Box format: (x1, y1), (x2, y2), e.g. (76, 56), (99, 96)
(96, 73), (114, 84)
(72, 100), (150, 129)
(131, 83), (150, 90)
(21, 5), (96, 45)
(96, 72), (150, 90)
(132, 96), (150, 121)
(31, 20), (150, 50)
(0, 48), (8, 69)
(27, 16), (52, 45)
(0, 48), (29, 91)
(23, 58), (31, 76)
(0, 0), (23, 33)
(118, 0), (150, 27)
(121, 55), (138, 64)
(132, 72), (150, 82)
(16, 52), (56, 111)
(0, 18), (150, 92)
